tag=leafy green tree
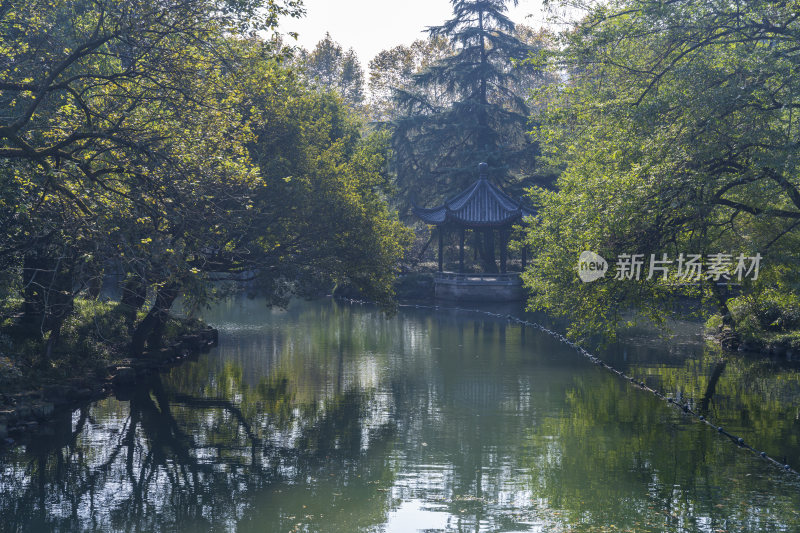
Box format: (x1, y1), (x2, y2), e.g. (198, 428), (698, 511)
(390, 0), (547, 206)
(367, 36), (454, 122)
(299, 33), (365, 108)
(0, 0), (410, 360)
(0, 0), (288, 358)
(238, 51), (412, 308)
(522, 0), (800, 343)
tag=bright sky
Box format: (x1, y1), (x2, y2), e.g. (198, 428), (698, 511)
(280, 0), (553, 68)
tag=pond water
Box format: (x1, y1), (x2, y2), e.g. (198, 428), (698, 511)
(1, 296), (799, 532)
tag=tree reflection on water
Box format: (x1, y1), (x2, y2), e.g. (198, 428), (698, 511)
(1, 369), (397, 531)
(1, 298), (799, 532)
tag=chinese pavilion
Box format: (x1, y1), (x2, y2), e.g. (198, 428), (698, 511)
(413, 162), (533, 300)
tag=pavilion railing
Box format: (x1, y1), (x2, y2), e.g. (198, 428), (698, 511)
(435, 272), (522, 283)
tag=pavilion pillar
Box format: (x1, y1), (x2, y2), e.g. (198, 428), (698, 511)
(482, 229), (497, 273)
(459, 227), (465, 273)
(473, 231), (479, 260)
(438, 227), (444, 273)
(500, 229), (508, 273)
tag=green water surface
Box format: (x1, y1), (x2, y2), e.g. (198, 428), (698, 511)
(1, 297), (799, 532)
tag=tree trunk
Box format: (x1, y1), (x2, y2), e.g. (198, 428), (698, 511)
(22, 248), (76, 362)
(40, 288), (75, 364)
(711, 281), (739, 349)
(21, 251), (46, 328)
(477, 8), (489, 152)
(712, 282), (733, 328)
(480, 229), (497, 273)
(42, 317), (65, 364)
(130, 283), (178, 356)
(416, 232), (434, 263)
(85, 267), (104, 300)
(121, 275), (147, 329)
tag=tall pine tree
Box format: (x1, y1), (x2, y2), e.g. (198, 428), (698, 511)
(391, 0), (542, 208)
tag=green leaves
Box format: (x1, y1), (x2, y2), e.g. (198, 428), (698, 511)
(523, 0), (800, 343)
(243, 77), (411, 307)
(388, 1), (553, 211)
(0, 0), (411, 351)
(298, 34), (365, 109)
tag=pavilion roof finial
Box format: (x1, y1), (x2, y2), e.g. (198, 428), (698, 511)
(478, 162), (488, 180)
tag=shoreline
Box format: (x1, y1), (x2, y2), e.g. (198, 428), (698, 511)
(0, 326), (218, 450)
(393, 272), (799, 358)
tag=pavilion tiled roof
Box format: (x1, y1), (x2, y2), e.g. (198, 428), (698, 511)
(413, 163), (534, 228)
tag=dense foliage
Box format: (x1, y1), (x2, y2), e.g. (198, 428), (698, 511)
(0, 0), (409, 367)
(297, 33), (365, 109)
(522, 0), (800, 345)
(368, 36), (454, 122)
(389, 0), (549, 209)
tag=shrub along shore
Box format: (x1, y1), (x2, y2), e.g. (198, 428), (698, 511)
(0, 298), (219, 448)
